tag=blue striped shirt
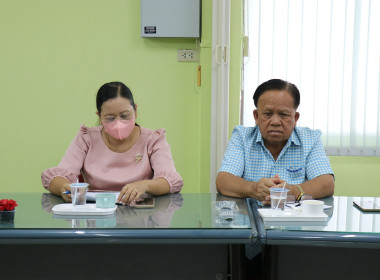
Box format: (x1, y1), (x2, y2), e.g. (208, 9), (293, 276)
(219, 126), (333, 184)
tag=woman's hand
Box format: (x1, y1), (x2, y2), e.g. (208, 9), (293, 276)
(117, 181), (148, 206)
(61, 183), (72, 203)
(49, 177), (73, 202)
(117, 178), (170, 206)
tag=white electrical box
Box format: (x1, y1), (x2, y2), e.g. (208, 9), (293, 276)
(141, 0), (201, 38)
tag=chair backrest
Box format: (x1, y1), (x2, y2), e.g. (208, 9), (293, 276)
(78, 174), (84, 183)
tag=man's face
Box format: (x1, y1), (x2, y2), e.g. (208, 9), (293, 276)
(254, 90), (299, 149)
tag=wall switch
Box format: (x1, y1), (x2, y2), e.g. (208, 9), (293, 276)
(177, 49), (198, 62)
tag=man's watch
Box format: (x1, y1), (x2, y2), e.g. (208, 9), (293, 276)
(295, 184), (305, 201)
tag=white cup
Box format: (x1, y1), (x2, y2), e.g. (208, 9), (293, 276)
(301, 200), (324, 216)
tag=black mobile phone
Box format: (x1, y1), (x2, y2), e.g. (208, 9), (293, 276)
(134, 197), (155, 208)
(353, 201), (380, 212)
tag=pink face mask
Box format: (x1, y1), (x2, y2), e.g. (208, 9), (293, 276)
(102, 115), (135, 140)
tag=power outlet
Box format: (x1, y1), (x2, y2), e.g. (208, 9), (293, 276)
(177, 49), (198, 62)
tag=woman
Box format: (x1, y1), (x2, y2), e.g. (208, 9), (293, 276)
(41, 82), (183, 205)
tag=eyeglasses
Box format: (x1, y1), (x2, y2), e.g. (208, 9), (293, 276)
(101, 113), (133, 123)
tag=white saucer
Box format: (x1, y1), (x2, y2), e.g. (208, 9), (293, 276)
(52, 204), (117, 216)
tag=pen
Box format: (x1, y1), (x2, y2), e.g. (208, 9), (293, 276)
(62, 191), (71, 195)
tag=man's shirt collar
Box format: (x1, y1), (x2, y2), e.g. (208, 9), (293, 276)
(254, 126), (301, 147)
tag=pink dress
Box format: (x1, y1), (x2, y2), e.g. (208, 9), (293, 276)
(41, 125), (183, 193)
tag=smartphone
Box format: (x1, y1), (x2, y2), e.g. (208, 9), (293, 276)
(134, 197), (155, 208)
(353, 201), (380, 212)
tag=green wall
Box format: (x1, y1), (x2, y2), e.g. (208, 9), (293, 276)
(0, 0), (213, 193)
(330, 157), (380, 197)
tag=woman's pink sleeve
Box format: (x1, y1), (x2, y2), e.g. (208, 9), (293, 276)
(41, 125), (90, 190)
(148, 129), (183, 193)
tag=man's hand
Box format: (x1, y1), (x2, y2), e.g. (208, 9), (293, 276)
(216, 172), (286, 204)
(255, 174), (284, 205)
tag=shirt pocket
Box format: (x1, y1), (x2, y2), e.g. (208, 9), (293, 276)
(286, 166), (304, 180)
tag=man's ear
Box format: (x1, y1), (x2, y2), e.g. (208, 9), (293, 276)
(295, 111), (300, 124)
(134, 104), (138, 119)
(253, 109), (259, 125)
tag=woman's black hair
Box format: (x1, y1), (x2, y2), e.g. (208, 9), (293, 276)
(96, 82), (136, 113)
(253, 79), (300, 109)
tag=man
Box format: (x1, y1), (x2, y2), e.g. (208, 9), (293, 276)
(216, 79), (334, 204)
